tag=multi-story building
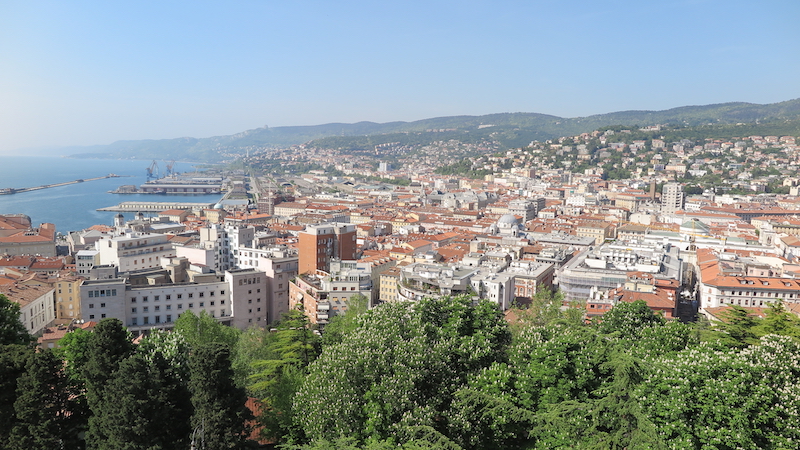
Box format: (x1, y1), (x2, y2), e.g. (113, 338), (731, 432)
(0, 220), (57, 257)
(55, 274), (84, 320)
(508, 197), (546, 223)
(290, 263), (372, 325)
(235, 246), (298, 324)
(504, 260), (556, 303)
(576, 222), (613, 245)
(558, 240), (683, 303)
(298, 223), (357, 274)
(78, 258), (269, 334)
(397, 263), (477, 302)
(1, 284), (55, 335)
(379, 266), (402, 303)
(661, 182), (685, 214)
(75, 250), (100, 275)
(697, 248), (800, 312)
(95, 232), (175, 272)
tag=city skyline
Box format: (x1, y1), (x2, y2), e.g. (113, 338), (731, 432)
(1, 0), (798, 154)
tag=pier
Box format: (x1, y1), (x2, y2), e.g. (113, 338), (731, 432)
(97, 201), (216, 212)
(0, 174), (121, 195)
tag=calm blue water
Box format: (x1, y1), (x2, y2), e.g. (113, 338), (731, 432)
(0, 156), (224, 233)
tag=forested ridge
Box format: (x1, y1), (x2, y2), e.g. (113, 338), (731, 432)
(2, 291), (800, 449)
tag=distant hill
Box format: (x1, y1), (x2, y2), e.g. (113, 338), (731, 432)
(64, 98), (800, 162)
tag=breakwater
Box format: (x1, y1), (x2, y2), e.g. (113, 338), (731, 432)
(0, 174), (121, 195)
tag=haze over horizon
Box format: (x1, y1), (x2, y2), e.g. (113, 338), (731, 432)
(1, 0), (798, 154)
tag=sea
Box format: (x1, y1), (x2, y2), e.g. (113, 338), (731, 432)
(0, 156), (225, 234)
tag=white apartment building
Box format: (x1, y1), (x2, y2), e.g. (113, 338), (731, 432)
(661, 182), (685, 214)
(234, 246), (298, 324)
(3, 284), (55, 335)
(75, 249), (100, 275)
(95, 232), (176, 272)
(79, 265), (269, 334)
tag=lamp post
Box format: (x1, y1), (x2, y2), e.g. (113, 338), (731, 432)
(190, 419), (204, 450)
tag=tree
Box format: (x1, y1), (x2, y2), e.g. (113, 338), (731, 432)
(189, 343), (252, 449)
(10, 350), (82, 450)
(596, 300), (664, 338)
(83, 318), (134, 448)
(55, 327), (92, 384)
(249, 309), (321, 443)
(94, 352), (192, 450)
(294, 296), (511, 446)
(174, 310), (240, 351)
(137, 328), (191, 382)
(321, 293), (369, 346)
(637, 335), (800, 449)
(0, 344), (33, 447)
(0, 293), (32, 346)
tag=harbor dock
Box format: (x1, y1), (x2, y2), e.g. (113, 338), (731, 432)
(97, 201), (216, 212)
(0, 174), (121, 195)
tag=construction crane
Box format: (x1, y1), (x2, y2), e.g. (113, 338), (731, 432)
(164, 160), (177, 177)
(145, 160), (160, 180)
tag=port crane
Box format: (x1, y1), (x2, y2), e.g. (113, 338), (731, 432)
(146, 160), (160, 180)
(164, 160), (177, 177)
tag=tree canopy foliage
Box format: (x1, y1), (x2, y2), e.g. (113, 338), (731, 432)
(4, 295), (800, 449)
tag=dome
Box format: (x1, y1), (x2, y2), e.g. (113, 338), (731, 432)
(497, 214), (519, 225)
(213, 202), (224, 210)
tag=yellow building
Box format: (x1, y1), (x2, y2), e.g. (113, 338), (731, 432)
(379, 267), (401, 303)
(56, 274), (84, 320)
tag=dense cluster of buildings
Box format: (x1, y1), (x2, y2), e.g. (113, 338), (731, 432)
(4, 129), (800, 344)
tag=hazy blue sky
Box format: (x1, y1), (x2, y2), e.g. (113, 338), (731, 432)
(1, 0), (798, 154)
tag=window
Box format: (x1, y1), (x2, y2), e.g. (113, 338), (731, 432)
(178, 304), (183, 309)
(89, 314), (95, 319)
(154, 295), (160, 301)
(221, 290), (225, 295)
(166, 314), (172, 322)
(199, 302), (204, 307)
(101, 314), (106, 318)
(155, 306), (160, 311)
(131, 318), (137, 325)
(143, 306), (149, 312)
(143, 296), (148, 302)
(131, 297), (137, 303)
(100, 303), (106, 308)
(257, 298), (261, 303)
(189, 293), (193, 298)
(177, 294), (182, 299)
(189, 303), (194, 308)
(221, 300), (225, 305)
(131, 307), (137, 313)
(278, 284), (283, 289)
(166, 305), (171, 310)
(155, 316), (161, 324)
(143, 317), (149, 324)
(248, 290), (252, 294)
(166, 295), (171, 300)
(257, 307), (261, 312)
(210, 301), (215, 306)
(248, 299), (252, 304)
(210, 291), (215, 296)
(199, 292), (204, 297)
(257, 288), (261, 293)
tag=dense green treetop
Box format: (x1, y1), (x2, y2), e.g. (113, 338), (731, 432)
(0, 293), (32, 346)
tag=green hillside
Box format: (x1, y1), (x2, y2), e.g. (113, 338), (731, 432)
(64, 98), (800, 162)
